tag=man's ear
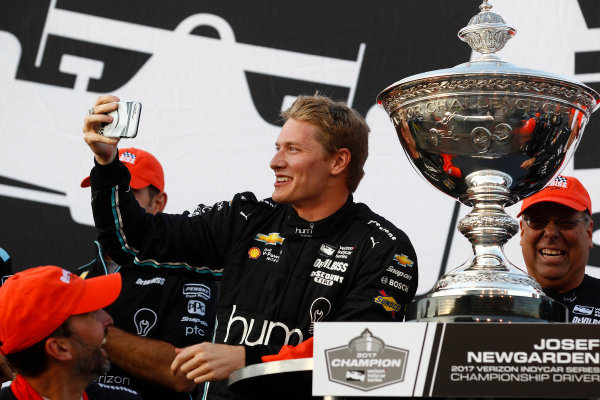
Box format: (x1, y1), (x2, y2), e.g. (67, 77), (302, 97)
(330, 148), (351, 176)
(519, 219), (525, 243)
(45, 337), (73, 362)
(587, 218), (594, 249)
(152, 192), (168, 213)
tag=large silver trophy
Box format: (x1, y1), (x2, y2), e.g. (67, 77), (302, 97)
(377, 1), (600, 322)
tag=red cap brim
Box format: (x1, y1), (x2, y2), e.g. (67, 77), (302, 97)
(72, 273), (122, 315)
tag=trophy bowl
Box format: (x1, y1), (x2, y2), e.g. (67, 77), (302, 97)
(377, 0), (600, 322)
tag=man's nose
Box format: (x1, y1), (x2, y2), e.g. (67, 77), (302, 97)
(270, 150), (285, 170)
(98, 309), (114, 327)
(543, 220), (560, 236)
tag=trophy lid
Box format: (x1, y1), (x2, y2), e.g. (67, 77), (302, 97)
(377, 0), (600, 114)
(348, 329), (384, 353)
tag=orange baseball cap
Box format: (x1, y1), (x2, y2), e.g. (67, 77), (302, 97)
(518, 175), (592, 217)
(0, 266), (121, 355)
(81, 147), (164, 192)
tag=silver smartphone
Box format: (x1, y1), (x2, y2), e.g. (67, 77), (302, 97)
(99, 101), (142, 138)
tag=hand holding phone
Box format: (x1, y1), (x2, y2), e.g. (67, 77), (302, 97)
(99, 102), (142, 138)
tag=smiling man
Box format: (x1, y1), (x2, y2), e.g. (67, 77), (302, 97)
(519, 175), (600, 323)
(0, 266), (141, 400)
(83, 94), (418, 399)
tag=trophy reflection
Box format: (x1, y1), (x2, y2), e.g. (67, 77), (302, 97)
(377, 0), (600, 322)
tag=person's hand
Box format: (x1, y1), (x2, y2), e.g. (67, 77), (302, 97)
(520, 157), (535, 169)
(83, 95), (121, 165)
(171, 343), (245, 383)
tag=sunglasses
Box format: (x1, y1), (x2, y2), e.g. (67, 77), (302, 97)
(523, 216), (589, 231)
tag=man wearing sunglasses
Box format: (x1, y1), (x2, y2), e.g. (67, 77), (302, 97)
(518, 175), (600, 323)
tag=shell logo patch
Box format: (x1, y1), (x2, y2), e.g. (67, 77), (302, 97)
(393, 254), (414, 267)
(248, 247), (261, 259)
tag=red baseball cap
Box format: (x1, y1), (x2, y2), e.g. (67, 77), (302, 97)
(81, 148), (164, 192)
(0, 266), (121, 355)
(518, 175), (592, 217)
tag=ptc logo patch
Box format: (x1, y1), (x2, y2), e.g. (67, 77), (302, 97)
(325, 329), (408, 391)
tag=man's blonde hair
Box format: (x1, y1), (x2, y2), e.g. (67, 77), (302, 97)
(281, 94), (369, 192)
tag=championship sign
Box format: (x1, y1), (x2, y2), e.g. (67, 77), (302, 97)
(313, 322), (600, 397)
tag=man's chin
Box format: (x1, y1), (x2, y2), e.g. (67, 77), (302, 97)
(97, 359), (111, 377)
(272, 193), (290, 204)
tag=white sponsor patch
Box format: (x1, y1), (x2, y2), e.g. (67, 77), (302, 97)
(60, 269), (71, 284)
(319, 243), (337, 257)
(183, 283), (211, 300)
(135, 277), (166, 286)
(573, 305), (594, 316)
(187, 300), (206, 316)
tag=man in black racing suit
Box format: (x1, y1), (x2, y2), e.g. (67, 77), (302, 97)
(78, 147), (217, 400)
(84, 94), (419, 399)
(519, 175), (600, 323)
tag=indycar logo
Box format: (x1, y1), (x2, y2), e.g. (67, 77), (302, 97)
(393, 254), (414, 267)
(254, 232), (285, 245)
(573, 305), (594, 316)
(319, 243), (337, 257)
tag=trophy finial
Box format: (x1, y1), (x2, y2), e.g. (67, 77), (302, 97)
(479, 0), (492, 13)
(458, 0), (516, 60)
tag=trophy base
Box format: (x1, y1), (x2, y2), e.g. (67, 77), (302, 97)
(407, 294), (568, 322)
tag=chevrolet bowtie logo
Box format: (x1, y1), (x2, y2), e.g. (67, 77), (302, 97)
(254, 232), (285, 245)
(393, 254), (414, 267)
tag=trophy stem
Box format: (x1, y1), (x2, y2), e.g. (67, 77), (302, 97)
(430, 170), (544, 298)
(459, 170), (518, 271)
(406, 170), (567, 322)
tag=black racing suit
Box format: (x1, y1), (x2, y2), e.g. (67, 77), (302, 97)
(90, 157), (419, 399)
(545, 274), (600, 323)
(76, 242), (217, 400)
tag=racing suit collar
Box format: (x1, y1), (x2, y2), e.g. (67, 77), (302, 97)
(283, 195), (354, 238)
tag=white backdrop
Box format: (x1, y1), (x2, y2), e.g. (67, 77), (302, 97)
(1, 0), (599, 294)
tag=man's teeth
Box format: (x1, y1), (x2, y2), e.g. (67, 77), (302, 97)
(540, 249), (564, 256)
(277, 177), (290, 182)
